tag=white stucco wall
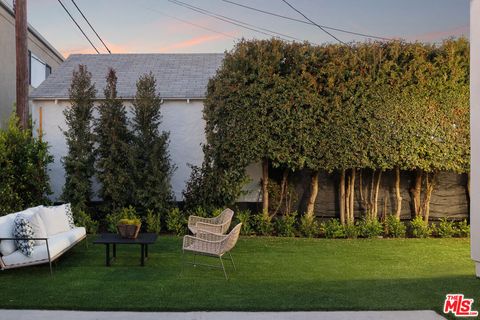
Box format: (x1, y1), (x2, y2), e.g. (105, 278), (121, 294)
(470, 0), (480, 277)
(31, 99), (261, 202)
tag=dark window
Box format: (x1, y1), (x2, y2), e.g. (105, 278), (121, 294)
(45, 64), (51, 78)
(28, 50), (32, 85)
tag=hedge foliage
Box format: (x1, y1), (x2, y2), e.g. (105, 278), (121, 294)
(0, 115), (53, 214)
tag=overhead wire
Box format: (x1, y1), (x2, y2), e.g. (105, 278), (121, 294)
(56, 0), (100, 54)
(70, 0), (111, 53)
(167, 0), (309, 43)
(144, 5), (238, 40)
(221, 0), (392, 41)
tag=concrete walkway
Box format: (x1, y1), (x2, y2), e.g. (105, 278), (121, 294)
(0, 310), (446, 320)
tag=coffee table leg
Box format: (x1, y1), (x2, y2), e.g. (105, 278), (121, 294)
(106, 244), (110, 267)
(141, 244), (145, 266)
(145, 244), (148, 258)
(113, 244), (116, 258)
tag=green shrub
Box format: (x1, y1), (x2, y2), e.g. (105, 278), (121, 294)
(455, 219), (470, 237)
(384, 215), (406, 238)
(410, 216), (432, 238)
(73, 208), (98, 234)
(105, 206), (140, 232)
(299, 215), (319, 238)
(358, 217), (383, 238)
(437, 218), (456, 238)
(145, 209), (161, 234)
(321, 219), (345, 239)
(254, 214), (274, 236)
(166, 207), (187, 236)
(0, 115), (53, 215)
(344, 223), (359, 239)
(275, 211), (297, 237)
(236, 210), (253, 235)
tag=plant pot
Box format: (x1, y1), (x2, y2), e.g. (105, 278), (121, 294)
(117, 223), (141, 239)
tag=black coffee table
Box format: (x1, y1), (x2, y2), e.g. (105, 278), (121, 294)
(93, 233), (157, 266)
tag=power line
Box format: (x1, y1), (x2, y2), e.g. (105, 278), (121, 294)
(56, 0), (100, 54)
(221, 0), (392, 41)
(70, 0), (111, 53)
(144, 6), (238, 40)
(281, 0), (349, 46)
(167, 0), (307, 43)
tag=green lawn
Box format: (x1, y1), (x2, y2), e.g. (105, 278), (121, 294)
(0, 236), (478, 314)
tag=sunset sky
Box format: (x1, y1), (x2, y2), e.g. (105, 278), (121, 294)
(3, 0), (470, 58)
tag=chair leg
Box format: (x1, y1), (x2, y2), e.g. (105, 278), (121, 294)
(228, 252), (236, 271)
(219, 256), (228, 280)
(84, 235), (88, 249)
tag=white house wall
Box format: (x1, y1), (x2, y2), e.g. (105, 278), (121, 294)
(31, 99), (262, 203)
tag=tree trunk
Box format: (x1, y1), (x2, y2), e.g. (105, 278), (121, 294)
(422, 172), (436, 223)
(359, 169), (366, 214)
(372, 170), (382, 219)
(368, 169), (375, 217)
(345, 171), (351, 224)
(339, 169), (346, 225)
(306, 171), (319, 219)
(262, 158), (269, 217)
(272, 168), (288, 217)
(411, 169), (423, 218)
(349, 168), (356, 224)
(394, 166), (402, 219)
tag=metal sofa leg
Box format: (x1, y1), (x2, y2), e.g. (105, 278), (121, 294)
(46, 240), (53, 276)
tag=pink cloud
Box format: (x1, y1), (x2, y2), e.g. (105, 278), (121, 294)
(157, 34), (228, 52)
(406, 25), (469, 42)
(59, 41), (132, 57)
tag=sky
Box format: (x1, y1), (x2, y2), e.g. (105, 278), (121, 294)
(3, 0), (470, 58)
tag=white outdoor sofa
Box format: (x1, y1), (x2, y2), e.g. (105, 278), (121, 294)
(0, 205), (86, 274)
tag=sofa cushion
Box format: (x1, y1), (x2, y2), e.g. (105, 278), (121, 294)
(28, 213), (48, 246)
(0, 214), (16, 256)
(1, 227), (86, 267)
(38, 206), (70, 236)
(13, 215), (35, 257)
(64, 203), (75, 229)
(0, 206), (43, 256)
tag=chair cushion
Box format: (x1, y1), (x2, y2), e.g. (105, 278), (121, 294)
(38, 206), (70, 236)
(13, 215), (35, 257)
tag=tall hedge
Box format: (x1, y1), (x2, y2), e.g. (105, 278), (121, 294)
(187, 38), (469, 223)
(61, 65), (96, 210)
(131, 72), (174, 215)
(95, 68), (134, 212)
(0, 115), (53, 214)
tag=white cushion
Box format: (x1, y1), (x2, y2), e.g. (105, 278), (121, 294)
(1, 227), (86, 267)
(38, 206), (70, 236)
(0, 206), (43, 256)
(0, 214), (16, 256)
(28, 213), (48, 246)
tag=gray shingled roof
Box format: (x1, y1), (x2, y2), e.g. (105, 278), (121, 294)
(30, 53), (225, 100)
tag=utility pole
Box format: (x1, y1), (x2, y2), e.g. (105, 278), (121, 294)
(14, 0), (29, 129)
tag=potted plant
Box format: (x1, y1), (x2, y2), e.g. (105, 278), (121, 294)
(116, 206), (142, 239)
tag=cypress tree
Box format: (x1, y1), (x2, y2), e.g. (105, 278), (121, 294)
(95, 68), (133, 211)
(61, 65), (96, 210)
(131, 73), (174, 214)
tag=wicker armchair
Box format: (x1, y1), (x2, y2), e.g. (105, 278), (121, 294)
(182, 223), (242, 279)
(188, 208), (234, 235)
